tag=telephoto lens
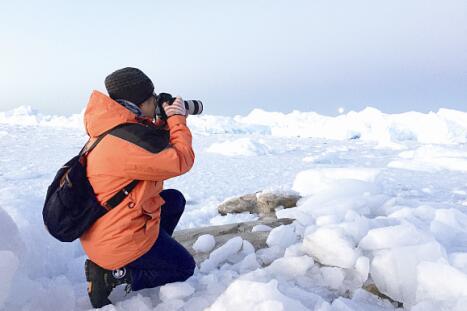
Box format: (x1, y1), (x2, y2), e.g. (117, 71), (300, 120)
(184, 99), (203, 115)
(155, 93), (203, 119)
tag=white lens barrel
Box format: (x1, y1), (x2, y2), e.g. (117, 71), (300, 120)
(184, 100), (203, 115)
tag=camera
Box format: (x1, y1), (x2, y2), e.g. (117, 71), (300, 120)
(155, 93), (203, 120)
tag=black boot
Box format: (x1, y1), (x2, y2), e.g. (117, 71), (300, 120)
(85, 259), (132, 308)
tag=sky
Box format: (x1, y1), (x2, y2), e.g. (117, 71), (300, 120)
(1, 0), (466, 116)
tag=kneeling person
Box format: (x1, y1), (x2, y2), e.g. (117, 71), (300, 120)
(80, 67), (195, 308)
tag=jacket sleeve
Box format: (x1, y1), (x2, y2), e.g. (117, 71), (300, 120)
(122, 115), (195, 181)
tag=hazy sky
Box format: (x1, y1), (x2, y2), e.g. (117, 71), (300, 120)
(1, 0), (466, 116)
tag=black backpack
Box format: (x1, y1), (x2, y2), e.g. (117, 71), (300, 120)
(42, 126), (139, 242)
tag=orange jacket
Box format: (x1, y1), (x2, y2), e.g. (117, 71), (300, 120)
(79, 91), (194, 270)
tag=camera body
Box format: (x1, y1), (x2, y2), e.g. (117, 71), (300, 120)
(155, 93), (203, 120)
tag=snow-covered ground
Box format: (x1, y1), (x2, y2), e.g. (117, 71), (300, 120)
(1, 105), (467, 310)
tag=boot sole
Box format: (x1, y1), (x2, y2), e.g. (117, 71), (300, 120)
(85, 259), (112, 308)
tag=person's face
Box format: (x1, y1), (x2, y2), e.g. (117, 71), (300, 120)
(139, 95), (157, 118)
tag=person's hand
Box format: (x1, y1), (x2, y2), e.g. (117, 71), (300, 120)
(163, 97), (187, 117)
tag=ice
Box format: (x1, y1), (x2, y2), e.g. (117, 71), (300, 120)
(209, 212), (258, 226)
(416, 261), (467, 303)
(238, 107), (467, 146)
(252, 224), (273, 232)
(303, 226), (360, 269)
(449, 252), (467, 273)
(388, 145), (467, 173)
(256, 246), (285, 266)
(153, 299), (185, 311)
(331, 288), (396, 310)
(241, 240), (255, 255)
(0, 251), (19, 309)
(320, 267), (345, 290)
(0, 105), (83, 129)
(265, 255), (314, 280)
(359, 223), (433, 250)
(292, 178), (386, 221)
(1, 105), (467, 309)
(232, 253), (260, 274)
(115, 294), (153, 311)
(371, 241), (447, 306)
(206, 279), (309, 311)
(18, 276), (76, 311)
(159, 282), (195, 302)
(354, 256), (370, 283)
(292, 167), (381, 197)
(200, 237), (243, 273)
(266, 225), (298, 249)
(206, 138), (272, 156)
(193, 234), (216, 253)
(0, 207), (25, 256)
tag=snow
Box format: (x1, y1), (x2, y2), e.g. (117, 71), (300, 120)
(206, 279), (309, 311)
(1, 105), (467, 310)
(159, 282), (195, 302)
(193, 234), (216, 253)
(0, 251), (19, 309)
(206, 138), (272, 156)
(292, 167), (381, 196)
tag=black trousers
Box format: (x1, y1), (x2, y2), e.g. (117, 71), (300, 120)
(127, 189), (195, 291)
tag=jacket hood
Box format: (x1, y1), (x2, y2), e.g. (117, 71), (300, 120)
(84, 90), (139, 137)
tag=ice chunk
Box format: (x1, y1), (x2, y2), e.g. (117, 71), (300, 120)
(303, 226), (360, 268)
(416, 261), (467, 303)
(292, 167), (381, 196)
(193, 234), (216, 253)
(200, 237), (243, 272)
(0, 207), (25, 255)
(241, 240), (255, 255)
(266, 225), (298, 249)
(233, 253), (260, 274)
(359, 223), (433, 250)
(18, 276), (75, 311)
(265, 255), (314, 280)
(371, 241), (447, 306)
(320, 266), (345, 290)
(284, 243), (305, 258)
(0, 251), (19, 308)
(116, 294), (152, 310)
(206, 279), (309, 311)
(154, 299), (185, 311)
(184, 296), (212, 311)
(355, 256), (370, 283)
(449, 252), (467, 273)
(332, 288), (396, 310)
(256, 246), (285, 266)
(159, 282), (195, 302)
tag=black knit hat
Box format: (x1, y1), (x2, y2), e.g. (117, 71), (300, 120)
(105, 67), (154, 106)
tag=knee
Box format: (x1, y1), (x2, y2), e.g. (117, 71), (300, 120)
(160, 189), (186, 212)
(180, 254), (196, 281)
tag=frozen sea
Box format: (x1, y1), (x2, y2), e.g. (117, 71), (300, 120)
(1, 106), (467, 310)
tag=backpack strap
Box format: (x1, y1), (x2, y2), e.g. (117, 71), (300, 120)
(104, 180), (140, 209)
(79, 126), (119, 158)
(80, 124), (140, 211)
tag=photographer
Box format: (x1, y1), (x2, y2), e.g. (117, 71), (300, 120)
(80, 67), (195, 308)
